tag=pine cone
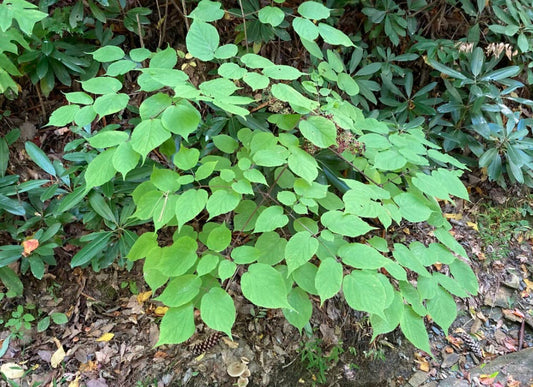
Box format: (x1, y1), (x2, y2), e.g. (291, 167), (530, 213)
(190, 331), (224, 355)
(457, 332), (483, 358)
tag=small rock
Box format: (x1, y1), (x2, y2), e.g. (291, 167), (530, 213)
(438, 378), (470, 387)
(503, 272), (521, 289)
(37, 350), (52, 363)
(494, 329), (507, 345)
(484, 307), (503, 321)
(441, 353), (460, 369)
(502, 309), (524, 323)
(484, 287), (514, 308)
(408, 370), (428, 387)
(470, 318), (482, 334)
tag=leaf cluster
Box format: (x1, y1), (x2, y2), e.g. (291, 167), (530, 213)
(323, 0), (533, 187)
(0, 0), (149, 97)
(38, 0), (480, 354)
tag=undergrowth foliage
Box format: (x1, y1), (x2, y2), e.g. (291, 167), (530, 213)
(43, 0), (479, 352)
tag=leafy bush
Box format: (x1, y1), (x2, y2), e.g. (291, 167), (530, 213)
(44, 0), (478, 353)
(424, 46), (533, 186)
(321, 0), (533, 188)
(0, 124), (140, 298)
(0, 0), (47, 96)
(0, 0), (150, 97)
(0, 130), (59, 297)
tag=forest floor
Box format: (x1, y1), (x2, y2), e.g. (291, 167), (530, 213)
(1, 104), (533, 387)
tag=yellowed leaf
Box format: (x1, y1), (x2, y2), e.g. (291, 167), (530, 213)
(79, 360), (98, 372)
(51, 346), (66, 368)
(154, 306), (169, 316)
(222, 336), (239, 349)
(524, 278), (533, 292)
(0, 362), (25, 379)
(479, 374), (496, 385)
(21, 239), (39, 257)
(137, 291), (152, 303)
(466, 221), (478, 231)
(96, 332), (114, 342)
(68, 374), (80, 387)
(154, 350), (168, 359)
(444, 213), (463, 220)
(418, 359), (430, 372)
(194, 353), (206, 361)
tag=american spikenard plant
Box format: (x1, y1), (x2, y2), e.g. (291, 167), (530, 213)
(46, 0), (478, 353)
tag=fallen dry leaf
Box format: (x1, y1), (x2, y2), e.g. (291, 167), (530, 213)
(445, 213), (463, 220)
(154, 350), (168, 359)
(417, 358), (430, 372)
(466, 221), (478, 231)
(477, 311), (488, 321)
(51, 346), (66, 368)
(447, 335), (463, 349)
(414, 351), (430, 371)
(68, 373), (81, 387)
(154, 306), (169, 316)
(50, 337), (66, 369)
(54, 127), (70, 135)
(479, 374), (496, 385)
(96, 332), (114, 342)
(502, 309), (524, 323)
(21, 239), (39, 256)
(79, 360), (98, 372)
(0, 362), (25, 379)
(136, 291), (152, 303)
(503, 337), (518, 352)
(506, 375), (520, 387)
(194, 353), (206, 361)
(222, 336), (239, 349)
(524, 278), (533, 293)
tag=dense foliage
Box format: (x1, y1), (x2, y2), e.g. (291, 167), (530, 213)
(3, 0), (532, 355)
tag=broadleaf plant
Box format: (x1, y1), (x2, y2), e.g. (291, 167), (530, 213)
(46, 0), (478, 353)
